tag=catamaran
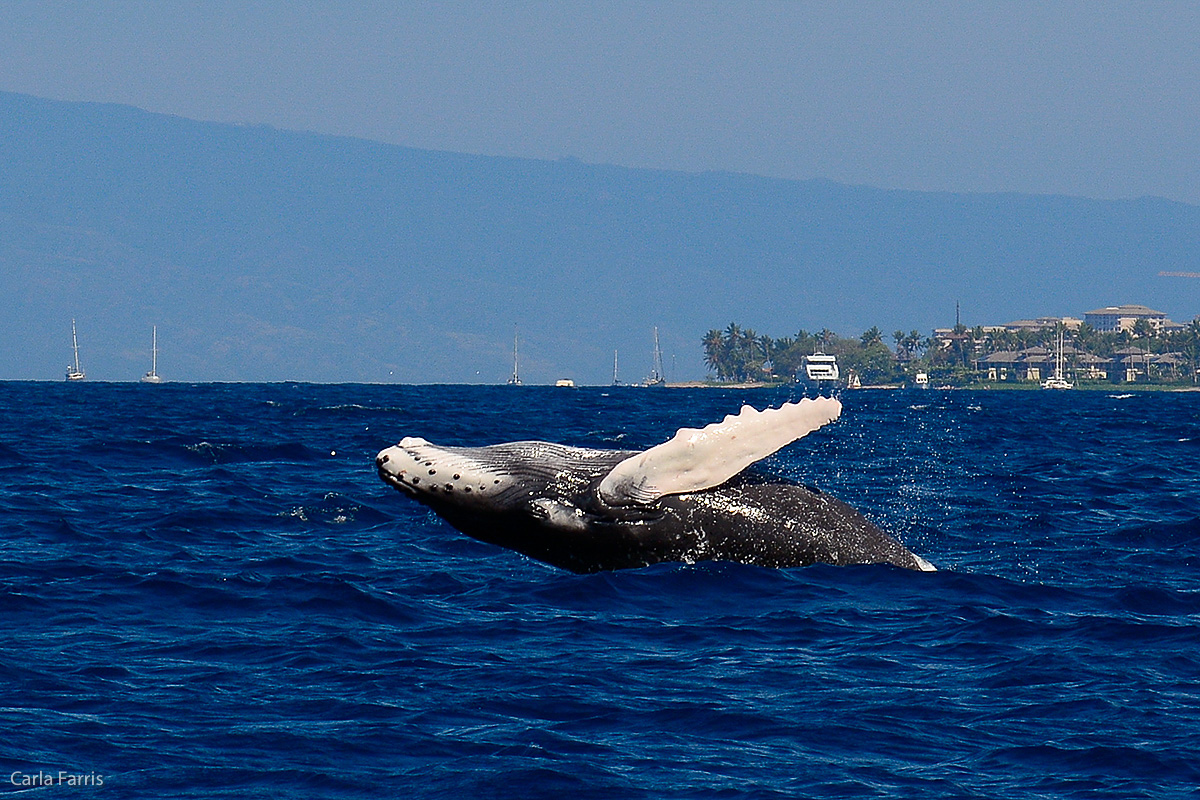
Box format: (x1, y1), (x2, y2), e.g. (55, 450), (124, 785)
(1041, 328), (1074, 390)
(66, 319), (85, 381)
(141, 325), (162, 383)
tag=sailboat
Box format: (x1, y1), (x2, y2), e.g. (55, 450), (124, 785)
(644, 327), (665, 386)
(506, 326), (522, 385)
(65, 319), (85, 381)
(1041, 328), (1074, 390)
(141, 326), (163, 383)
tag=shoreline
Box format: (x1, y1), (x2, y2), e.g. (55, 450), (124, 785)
(9, 378), (1200, 391)
(666, 381), (1200, 392)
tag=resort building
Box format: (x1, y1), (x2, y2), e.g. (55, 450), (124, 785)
(1083, 305), (1172, 333)
(929, 300), (1196, 385)
(977, 346), (1186, 384)
(931, 325), (1006, 349)
(980, 347), (1053, 382)
(1002, 317), (1083, 332)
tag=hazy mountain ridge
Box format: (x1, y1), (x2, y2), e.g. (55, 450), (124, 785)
(3, 90), (1198, 383)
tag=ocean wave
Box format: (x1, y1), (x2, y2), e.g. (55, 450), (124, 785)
(2, 384), (1199, 799)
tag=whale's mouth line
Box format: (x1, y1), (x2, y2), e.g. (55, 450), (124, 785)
(376, 450), (425, 498)
(377, 464), (418, 497)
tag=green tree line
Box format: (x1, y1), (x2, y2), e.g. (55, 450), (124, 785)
(703, 319), (1200, 385)
(702, 324), (915, 384)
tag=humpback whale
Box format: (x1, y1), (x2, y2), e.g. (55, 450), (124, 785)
(375, 397), (934, 573)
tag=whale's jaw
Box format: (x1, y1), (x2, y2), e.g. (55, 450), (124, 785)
(377, 438), (649, 572)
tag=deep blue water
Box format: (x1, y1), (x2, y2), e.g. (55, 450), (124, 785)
(1, 383), (1198, 799)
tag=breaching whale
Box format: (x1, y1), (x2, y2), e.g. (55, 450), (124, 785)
(375, 397), (934, 573)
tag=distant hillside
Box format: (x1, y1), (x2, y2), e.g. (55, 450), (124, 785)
(3, 90), (1200, 383)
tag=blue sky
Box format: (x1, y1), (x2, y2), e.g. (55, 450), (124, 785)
(4, 1), (1200, 205)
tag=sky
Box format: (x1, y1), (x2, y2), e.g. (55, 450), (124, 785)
(4, 1), (1200, 205)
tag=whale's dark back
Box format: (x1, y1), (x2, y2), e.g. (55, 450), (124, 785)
(661, 474), (927, 572)
(425, 468), (927, 574)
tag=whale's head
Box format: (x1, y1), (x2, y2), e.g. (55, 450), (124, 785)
(377, 437), (524, 506)
(376, 436), (630, 507)
(376, 437), (642, 566)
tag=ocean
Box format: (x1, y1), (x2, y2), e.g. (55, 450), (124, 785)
(1, 382), (1197, 798)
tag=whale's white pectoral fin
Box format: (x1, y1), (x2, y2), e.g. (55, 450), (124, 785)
(598, 397), (842, 505)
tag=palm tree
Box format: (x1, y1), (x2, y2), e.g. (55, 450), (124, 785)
(1131, 317), (1154, 343)
(702, 329), (725, 376)
(905, 330), (925, 359)
(1184, 319), (1200, 384)
(758, 333), (776, 377)
(701, 322), (772, 382)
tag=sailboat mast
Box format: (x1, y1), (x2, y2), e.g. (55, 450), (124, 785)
(72, 319), (80, 373)
(612, 349), (619, 386)
(66, 318), (86, 381)
(507, 325), (521, 385)
(1058, 328), (1066, 379)
(652, 327), (664, 383)
(140, 324), (163, 383)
